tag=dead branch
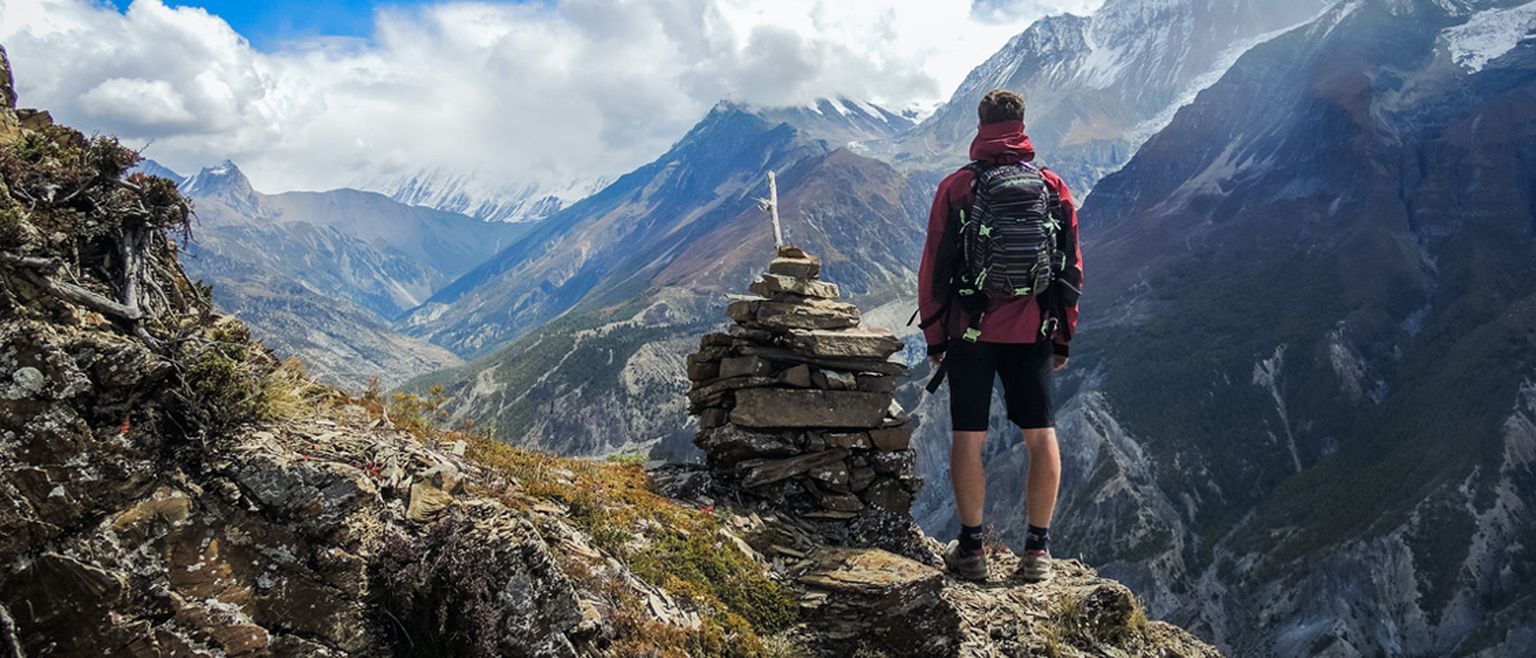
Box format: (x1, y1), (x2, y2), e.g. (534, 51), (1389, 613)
(0, 251), (56, 270)
(20, 269), (141, 320)
(0, 600), (24, 658)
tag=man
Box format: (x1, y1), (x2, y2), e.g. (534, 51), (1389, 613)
(916, 89), (1083, 583)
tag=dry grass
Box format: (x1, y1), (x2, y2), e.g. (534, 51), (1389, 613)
(355, 387), (799, 657)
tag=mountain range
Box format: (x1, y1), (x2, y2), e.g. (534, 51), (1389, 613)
(154, 160), (529, 388)
(359, 166), (609, 223)
(149, 0), (1536, 655)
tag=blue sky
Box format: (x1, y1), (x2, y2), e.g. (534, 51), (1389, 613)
(105, 0), (522, 49)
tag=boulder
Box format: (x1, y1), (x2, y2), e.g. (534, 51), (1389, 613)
(797, 548), (956, 656)
(788, 329), (904, 359)
(869, 427), (912, 451)
(727, 299), (859, 332)
(737, 346), (905, 376)
(749, 273), (840, 299)
(738, 449), (850, 488)
(856, 373), (895, 393)
(849, 466), (877, 492)
(696, 407), (729, 430)
(779, 364), (813, 387)
(815, 492), (864, 512)
(823, 432), (870, 450)
(694, 425), (800, 463)
(407, 463), (464, 522)
(767, 255), (821, 279)
(811, 369), (857, 390)
(731, 389), (890, 429)
(686, 360), (719, 382)
(862, 478), (914, 512)
(717, 355), (777, 380)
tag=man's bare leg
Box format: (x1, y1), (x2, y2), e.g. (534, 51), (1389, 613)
(1020, 427), (1060, 528)
(1017, 427), (1060, 581)
(945, 429), (992, 580)
(951, 430), (988, 527)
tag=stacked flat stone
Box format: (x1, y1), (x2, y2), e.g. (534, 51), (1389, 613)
(686, 245), (920, 522)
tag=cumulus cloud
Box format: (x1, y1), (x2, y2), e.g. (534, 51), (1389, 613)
(0, 0), (1103, 194)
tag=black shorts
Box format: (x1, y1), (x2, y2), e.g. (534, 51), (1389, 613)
(945, 340), (1055, 431)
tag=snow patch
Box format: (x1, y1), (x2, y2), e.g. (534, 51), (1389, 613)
(1442, 1), (1536, 72)
(1128, 4), (1335, 149)
(1252, 345), (1303, 473)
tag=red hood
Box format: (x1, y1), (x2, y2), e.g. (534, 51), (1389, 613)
(969, 120), (1036, 164)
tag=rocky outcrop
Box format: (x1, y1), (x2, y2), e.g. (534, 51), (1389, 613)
(685, 245), (926, 553)
(0, 84), (586, 656)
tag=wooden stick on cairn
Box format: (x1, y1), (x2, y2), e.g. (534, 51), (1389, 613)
(757, 171), (783, 249)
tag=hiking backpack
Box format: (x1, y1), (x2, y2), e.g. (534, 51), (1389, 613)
(950, 161), (1066, 340)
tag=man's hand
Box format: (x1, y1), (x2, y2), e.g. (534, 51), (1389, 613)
(1052, 355), (1069, 371)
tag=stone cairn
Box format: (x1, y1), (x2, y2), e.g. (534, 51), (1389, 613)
(685, 245), (921, 529)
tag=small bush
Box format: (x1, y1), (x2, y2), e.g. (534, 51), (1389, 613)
(371, 517), (503, 658)
(180, 319), (277, 434)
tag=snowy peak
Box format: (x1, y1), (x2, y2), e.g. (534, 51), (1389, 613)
(182, 160), (264, 216)
(183, 160), (254, 198)
(895, 0), (1334, 192)
(738, 97), (916, 146)
(365, 95), (910, 224)
(376, 169), (605, 224)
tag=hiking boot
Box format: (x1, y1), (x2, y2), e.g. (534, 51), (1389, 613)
(1017, 548), (1051, 583)
(943, 540), (988, 582)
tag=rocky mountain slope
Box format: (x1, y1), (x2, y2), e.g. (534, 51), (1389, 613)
(889, 0), (1336, 194)
(161, 160), (529, 389)
(941, 0), (1536, 655)
(0, 76), (1218, 657)
(397, 100), (924, 356)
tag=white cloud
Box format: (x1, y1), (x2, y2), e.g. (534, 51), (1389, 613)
(0, 0), (1103, 194)
(77, 77), (197, 129)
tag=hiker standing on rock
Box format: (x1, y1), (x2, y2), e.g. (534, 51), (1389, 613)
(916, 89), (1083, 582)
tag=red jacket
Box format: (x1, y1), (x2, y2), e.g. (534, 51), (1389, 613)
(917, 120), (1082, 356)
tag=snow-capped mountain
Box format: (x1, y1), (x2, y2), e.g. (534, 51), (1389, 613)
(363, 168), (608, 224)
(366, 97), (911, 224)
(893, 0), (1336, 194)
(744, 97), (916, 147)
(182, 159), (266, 218)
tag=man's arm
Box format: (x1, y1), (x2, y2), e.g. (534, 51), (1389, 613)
(918, 175), (961, 361)
(1045, 171), (1082, 359)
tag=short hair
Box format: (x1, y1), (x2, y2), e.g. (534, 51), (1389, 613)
(978, 89), (1025, 124)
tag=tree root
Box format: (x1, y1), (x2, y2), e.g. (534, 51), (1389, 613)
(0, 600), (24, 658)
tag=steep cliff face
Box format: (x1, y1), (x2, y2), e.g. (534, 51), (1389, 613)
(1007, 1), (1536, 655)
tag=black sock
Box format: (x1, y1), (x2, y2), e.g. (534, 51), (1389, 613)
(1025, 524), (1050, 552)
(959, 524), (985, 552)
